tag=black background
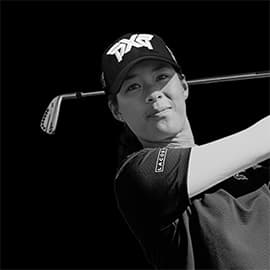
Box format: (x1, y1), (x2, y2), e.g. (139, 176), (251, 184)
(1, 1), (269, 269)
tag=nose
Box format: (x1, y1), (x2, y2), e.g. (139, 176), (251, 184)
(145, 91), (163, 104)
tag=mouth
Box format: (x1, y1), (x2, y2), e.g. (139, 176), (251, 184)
(148, 107), (172, 118)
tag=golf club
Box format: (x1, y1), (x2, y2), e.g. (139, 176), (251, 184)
(40, 71), (270, 135)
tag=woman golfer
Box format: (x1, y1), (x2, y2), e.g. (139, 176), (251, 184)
(101, 32), (270, 269)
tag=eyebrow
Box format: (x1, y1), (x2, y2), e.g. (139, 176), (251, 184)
(123, 63), (171, 83)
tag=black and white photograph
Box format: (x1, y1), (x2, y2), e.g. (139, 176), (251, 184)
(1, 1), (270, 269)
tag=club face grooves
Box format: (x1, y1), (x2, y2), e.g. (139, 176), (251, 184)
(40, 96), (62, 135)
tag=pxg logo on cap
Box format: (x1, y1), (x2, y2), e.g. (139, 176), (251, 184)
(106, 34), (154, 62)
(101, 32), (181, 96)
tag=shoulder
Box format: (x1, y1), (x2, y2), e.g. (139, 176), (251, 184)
(115, 147), (192, 180)
(114, 147), (193, 229)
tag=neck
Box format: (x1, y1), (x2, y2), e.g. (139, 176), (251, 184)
(139, 118), (196, 149)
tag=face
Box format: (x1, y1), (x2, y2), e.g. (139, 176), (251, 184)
(109, 60), (189, 145)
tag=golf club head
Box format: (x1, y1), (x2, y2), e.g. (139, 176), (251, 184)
(40, 95), (63, 135)
(40, 91), (105, 135)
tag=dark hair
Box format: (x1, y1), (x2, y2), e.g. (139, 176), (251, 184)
(117, 124), (143, 166)
(108, 95), (143, 167)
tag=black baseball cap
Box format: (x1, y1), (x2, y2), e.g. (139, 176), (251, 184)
(101, 33), (182, 97)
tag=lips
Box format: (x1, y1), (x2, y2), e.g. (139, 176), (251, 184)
(147, 106), (172, 118)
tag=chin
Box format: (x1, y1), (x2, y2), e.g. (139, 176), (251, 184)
(137, 119), (185, 144)
(149, 128), (181, 143)
(155, 119), (184, 135)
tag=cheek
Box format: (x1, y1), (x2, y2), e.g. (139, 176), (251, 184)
(175, 99), (187, 116)
(166, 93), (187, 130)
(118, 100), (146, 127)
(168, 89), (187, 114)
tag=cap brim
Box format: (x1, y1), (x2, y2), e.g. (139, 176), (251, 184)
(110, 56), (181, 95)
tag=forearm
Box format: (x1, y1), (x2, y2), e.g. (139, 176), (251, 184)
(243, 115), (270, 163)
(188, 115), (270, 198)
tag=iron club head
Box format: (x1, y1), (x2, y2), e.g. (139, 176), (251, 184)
(40, 91), (107, 134)
(40, 93), (81, 134)
(40, 95), (63, 135)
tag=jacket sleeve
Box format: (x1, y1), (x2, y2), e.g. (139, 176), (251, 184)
(114, 147), (191, 237)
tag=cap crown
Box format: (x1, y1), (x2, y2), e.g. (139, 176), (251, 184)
(101, 33), (181, 96)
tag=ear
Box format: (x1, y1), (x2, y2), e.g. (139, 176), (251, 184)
(180, 74), (189, 100)
(108, 100), (125, 122)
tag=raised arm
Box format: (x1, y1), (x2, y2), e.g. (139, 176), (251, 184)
(188, 115), (270, 198)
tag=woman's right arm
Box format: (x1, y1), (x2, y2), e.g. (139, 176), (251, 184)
(188, 115), (270, 198)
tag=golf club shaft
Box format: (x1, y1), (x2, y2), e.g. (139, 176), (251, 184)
(188, 71), (270, 85)
(40, 70), (270, 134)
(79, 71), (270, 97)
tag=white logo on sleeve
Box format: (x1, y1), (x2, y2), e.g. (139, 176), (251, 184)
(155, 148), (167, 173)
(107, 34), (154, 62)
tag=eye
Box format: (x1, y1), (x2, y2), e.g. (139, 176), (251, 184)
(125, 83), (141, 93)
(156, 73), (170, 82)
